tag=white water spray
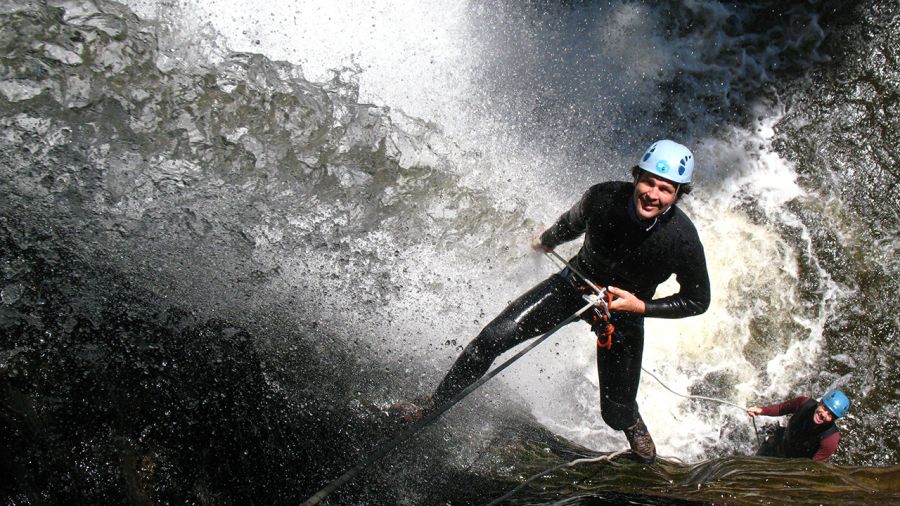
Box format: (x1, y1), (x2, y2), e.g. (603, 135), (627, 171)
(122, 0), (842, 462)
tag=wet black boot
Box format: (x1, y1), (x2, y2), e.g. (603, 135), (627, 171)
(623, 417), (656, 464)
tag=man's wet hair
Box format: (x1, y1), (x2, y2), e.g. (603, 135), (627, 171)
(631, 166), (693, 197)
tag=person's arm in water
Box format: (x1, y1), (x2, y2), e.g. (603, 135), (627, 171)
(747, 396), (813, 417)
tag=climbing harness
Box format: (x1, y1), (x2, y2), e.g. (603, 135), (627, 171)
(544, 250), (616, 351)
(301, 253), (612, 505)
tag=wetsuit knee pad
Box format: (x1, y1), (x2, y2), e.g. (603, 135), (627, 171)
(600, 397), (639, 430)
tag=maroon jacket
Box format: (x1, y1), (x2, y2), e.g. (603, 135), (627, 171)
(759, 396), (840, 462)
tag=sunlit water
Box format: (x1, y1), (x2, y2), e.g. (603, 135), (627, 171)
(1, 0), (897, 504)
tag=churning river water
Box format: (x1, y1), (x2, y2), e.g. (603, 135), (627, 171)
(1, 0), (898, 504)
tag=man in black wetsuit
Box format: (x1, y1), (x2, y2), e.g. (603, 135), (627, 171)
(408, 140), (711, 463)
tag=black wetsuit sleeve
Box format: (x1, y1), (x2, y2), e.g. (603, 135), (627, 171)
(643, 230), (711, 318)
(539, 188), (593, 249)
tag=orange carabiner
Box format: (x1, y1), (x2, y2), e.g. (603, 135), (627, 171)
(596, 322), (615, 350)
(594, 290), (616, 351)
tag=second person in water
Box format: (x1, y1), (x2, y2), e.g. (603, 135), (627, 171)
(409, 140), (711, 463)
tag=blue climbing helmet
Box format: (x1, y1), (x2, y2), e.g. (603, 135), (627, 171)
(821, 390), (851, 418)
(638, 139), (694, 184)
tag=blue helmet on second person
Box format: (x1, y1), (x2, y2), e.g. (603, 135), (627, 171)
(822, 390), (851, 418)
(638, 139), (694, 184)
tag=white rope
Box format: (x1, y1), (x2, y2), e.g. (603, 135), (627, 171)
(544, 250), (611, 319)
(640, 367), (748, 412)
(641, 366), (761, 444)
(484, 449), (630, 506)
(545, 250), (603, 295)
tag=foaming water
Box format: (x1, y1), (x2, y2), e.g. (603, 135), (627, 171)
(4, 3), (896, 504)
(115, 0), (849, 461)
(122, 1), (711, 199)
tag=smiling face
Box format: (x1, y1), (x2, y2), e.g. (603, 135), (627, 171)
(813, 402), (836, 424)
(632, 170), (679, 220)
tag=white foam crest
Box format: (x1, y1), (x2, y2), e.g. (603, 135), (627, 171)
(121, 0), (843, 461)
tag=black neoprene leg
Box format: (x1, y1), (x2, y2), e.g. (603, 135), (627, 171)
(432, 274), (584, 404)
(595, 315), (645, 430)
